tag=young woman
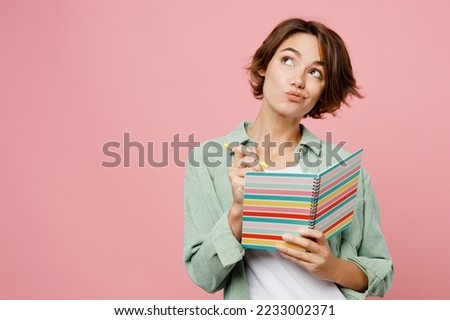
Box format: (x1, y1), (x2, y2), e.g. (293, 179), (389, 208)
(184, 18), (393, 299)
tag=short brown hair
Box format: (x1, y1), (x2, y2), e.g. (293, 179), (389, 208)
(247, 18), (362, 118)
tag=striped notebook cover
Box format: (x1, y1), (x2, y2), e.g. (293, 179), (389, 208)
(242, 148), (363, 251)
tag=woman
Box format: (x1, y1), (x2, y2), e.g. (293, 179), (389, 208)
(184, 18), (393, 299)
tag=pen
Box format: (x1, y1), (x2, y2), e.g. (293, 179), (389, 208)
(223, 143), (269, 168)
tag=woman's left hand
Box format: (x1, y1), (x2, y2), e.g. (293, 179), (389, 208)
(276, 228), (339, 282)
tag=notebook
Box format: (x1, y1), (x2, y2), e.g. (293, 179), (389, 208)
(241, 148), (363, 251)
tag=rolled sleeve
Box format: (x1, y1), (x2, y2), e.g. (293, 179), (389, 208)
(212, 212), (245, 267)
(344, 256), (393, 299)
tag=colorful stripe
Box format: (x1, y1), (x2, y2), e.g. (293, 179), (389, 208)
(243, 199), (312, 209)
(241, 238), (306, 251)
(242, 216), (311, 225)
(244, 188), (313, 197)
(245, 182), (314, 191)
(243, 205), (311, 214)
(320, 155), (362, 185)
(243, 211), (312, 220)
(319, 165), (360, 195)
(317, 185), (357, 217)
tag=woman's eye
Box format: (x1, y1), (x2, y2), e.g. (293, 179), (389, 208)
(282, 57), (294, 66)
(310, 69), (323, 79)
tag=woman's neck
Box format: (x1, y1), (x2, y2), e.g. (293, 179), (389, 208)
(247, 106), (303, 169)
(248, 109), (302, 148)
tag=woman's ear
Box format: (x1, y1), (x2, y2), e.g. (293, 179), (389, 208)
(258, 69), (266, 77)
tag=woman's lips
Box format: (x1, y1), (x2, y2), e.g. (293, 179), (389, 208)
(285, 91), (305, 102)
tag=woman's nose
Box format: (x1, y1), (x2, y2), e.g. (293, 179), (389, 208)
(290, 72), (305, 89)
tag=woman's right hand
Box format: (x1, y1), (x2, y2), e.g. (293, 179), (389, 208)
(226, 144), (264, 240)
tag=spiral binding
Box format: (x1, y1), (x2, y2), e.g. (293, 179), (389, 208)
(309, 177), (321, 229)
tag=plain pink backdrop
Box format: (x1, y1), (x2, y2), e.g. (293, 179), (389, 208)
(1, 0), (449, 299)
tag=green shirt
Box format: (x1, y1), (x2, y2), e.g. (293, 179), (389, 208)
(184, 122), (393, 299)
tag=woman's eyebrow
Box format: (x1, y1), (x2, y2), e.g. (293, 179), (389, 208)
(280, 47), (301, 57)
(280, 47), (324, 66)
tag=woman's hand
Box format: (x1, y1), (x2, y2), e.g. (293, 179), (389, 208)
(226, 144), (264, 240)
(276, 228), (368, 292)
(227, 145), (264, 205)
(276, 228), (339, 282)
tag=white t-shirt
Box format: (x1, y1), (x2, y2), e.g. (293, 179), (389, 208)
(244, 165), (346, 300)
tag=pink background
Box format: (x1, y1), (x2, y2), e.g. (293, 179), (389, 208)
(1, 0), (449, 299)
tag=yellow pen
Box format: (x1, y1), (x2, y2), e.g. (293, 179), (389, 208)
(223, 143), (269, 168)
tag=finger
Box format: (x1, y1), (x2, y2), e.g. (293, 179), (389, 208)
(231, 148), (245, 164)
(241, 159), (267, 171)
(276, 244), (315, 263)
(229, 143), (256, 155)
(228, 173), (245, 186)
(243, 146), (270, 169)
(228, 175), (245, 195)
(235, 183), (245, 194)
(224, 143), (245, 159)
(228, 165), (258, 179)
(279, 252), (315, 267)
(238, 155), (261, 168)
(252, 162), (265, 172)
(234, 167), (262, 179)
(298, 228), (327, 246)
(241, 145), (258, 156)
(232, 144), (259, 159)
(281, 233), (321, 254)
(226, 144), (264, 169)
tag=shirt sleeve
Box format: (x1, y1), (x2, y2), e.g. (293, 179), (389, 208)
(183, 146), (245, 293)
(339, 169), (394, 299)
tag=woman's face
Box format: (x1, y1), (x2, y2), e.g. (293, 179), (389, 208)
(260, 33), (325, 119)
